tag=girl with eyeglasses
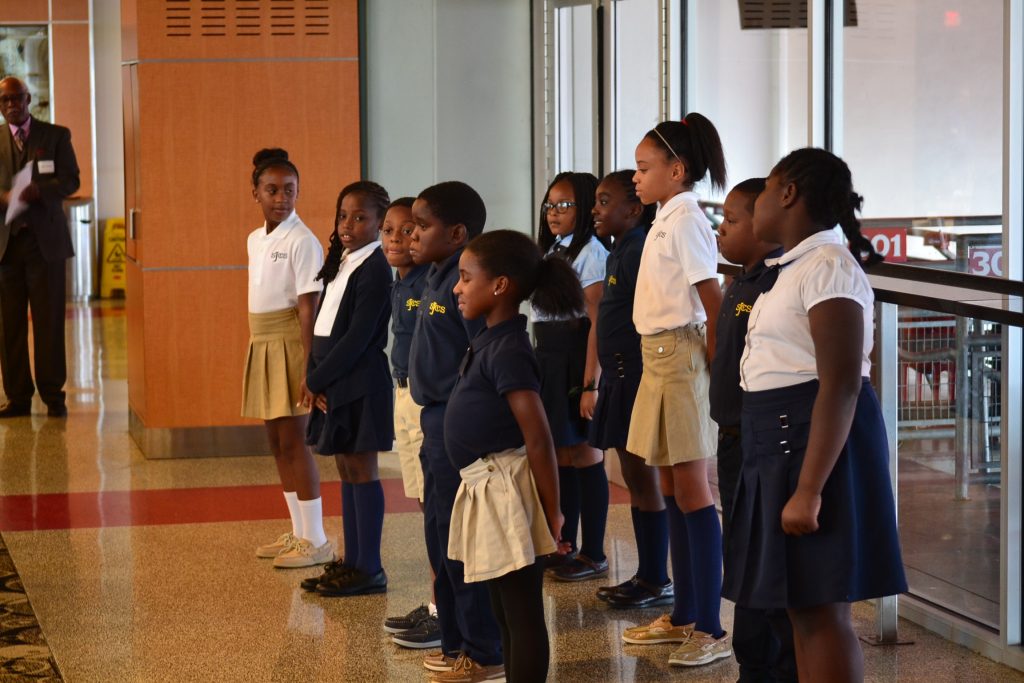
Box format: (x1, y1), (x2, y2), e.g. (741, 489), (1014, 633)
(532, 171), (612, 583)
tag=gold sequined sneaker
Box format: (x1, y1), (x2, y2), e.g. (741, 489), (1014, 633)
(273, 538), (336, 568)
(668, 630), (733, 667)
(428, 653), (505, 682)
(255, 531), (296, 558)
(621, 615), (694, 645)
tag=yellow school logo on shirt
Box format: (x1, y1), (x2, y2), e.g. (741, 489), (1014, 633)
(735, 301), (754, 317)
(406, 297), (421, 312)
(608, 275), (618, 286)
(428, 301), (446, 315)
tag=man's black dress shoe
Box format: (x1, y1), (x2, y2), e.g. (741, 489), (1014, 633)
(0, 402), (31, 418)
(46, 403), (68, 418)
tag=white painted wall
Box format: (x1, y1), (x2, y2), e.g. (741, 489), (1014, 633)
(91, 0), (125, 222)
(365, 0), (534, 233)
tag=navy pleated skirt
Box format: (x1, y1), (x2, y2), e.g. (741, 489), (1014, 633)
(534, 319), (590, 448)
(721, 379), (907, 610)
(588, 351), (642, 450)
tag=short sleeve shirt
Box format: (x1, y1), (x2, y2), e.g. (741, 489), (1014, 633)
(632, 192), (718, 335)
(247, 212), (324, 313)
(739, 230), (874, 392)
(596, 227), (645, 356)
(390, 264), (430, 380)
(444, 315), (541, 470)
(531, 233), (609, 323)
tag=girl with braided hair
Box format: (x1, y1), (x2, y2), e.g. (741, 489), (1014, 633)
(722, 148), (906, 682)
(301, 180), (397, 597)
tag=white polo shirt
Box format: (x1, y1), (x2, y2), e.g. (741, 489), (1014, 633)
(247, 211), (324, 314)
(739, 230), (874, 392)
(531, 233), (609, 323)
(313, 241), (382, 337)
(632, 191), (718, 335)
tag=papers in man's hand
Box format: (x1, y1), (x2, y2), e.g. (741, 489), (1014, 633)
(5, 164), (33, 226)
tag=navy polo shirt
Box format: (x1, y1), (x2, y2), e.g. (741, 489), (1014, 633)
(596, 227), (645, 357)
(444, 315), (541, 470)
(709, 248), (783, 427)
(409, 248), (486, 407)
(390, 264), (429, 380)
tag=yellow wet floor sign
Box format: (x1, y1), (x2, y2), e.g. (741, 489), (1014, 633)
(101, 218), (127, 298)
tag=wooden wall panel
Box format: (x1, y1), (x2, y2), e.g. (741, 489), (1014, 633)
(135, 60), (359, 268)
(0, 0), (48, 22)
(141, 269), (252, 428)
(52, 0), (88, 21)
(121, 0), (139, 62)
(126, 260), (147, 421)
(51, 24), (93, 199)
(132, 0), (357, 61)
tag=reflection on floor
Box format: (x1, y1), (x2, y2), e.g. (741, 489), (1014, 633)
(0, 301), (1021, 681)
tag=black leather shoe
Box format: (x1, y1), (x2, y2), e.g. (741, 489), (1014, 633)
(597, 576), (638, 602)
(607, 578), (674, 609)
(551, 554), (610, 582)
(46, 403), (68, 418)
(300, 560), (353, 592)
(544, 549), (577, 571)
(0, 402), (31, 418)
(316, 568), (388, 596)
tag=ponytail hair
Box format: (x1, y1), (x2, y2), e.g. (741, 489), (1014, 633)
(467, 230), (584, 319)
(316, 180), (391, 283)
(770, 148), (881, 269)
(602, 169), (657, 230)
(644, 113), (727, 192)
(537, 172), (605, 261)
(252, 148), (299, 187)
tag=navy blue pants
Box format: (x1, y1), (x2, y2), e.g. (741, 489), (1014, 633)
(420, 403), (502, 666)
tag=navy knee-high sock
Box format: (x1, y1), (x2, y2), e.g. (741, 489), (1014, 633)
(341, 481), (359, 567)
(558, 466), (580, 552)
(577, 462), (608, 562)
(629, 507), (643, 579)
(638, 509), (669, 585)
(684, 504), (724, 637)
(352, 480), (385, 575)
(665, 495), (696, 626)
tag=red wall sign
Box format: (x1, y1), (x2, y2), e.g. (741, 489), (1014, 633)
(861, 227), (908, 263)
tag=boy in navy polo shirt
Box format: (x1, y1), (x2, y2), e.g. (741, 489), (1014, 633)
(710, 178), (795, 683)
(405, 181), (503, 679)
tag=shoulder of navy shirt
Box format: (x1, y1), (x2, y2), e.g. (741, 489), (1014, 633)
(709, 247), (784, 428)
(390, 263), (430, 380)
(409, 247), (486, 407)
(307, 248), (394, 400)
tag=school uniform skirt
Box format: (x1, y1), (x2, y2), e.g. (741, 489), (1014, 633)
(626, 324), (718, 465)
(241, 308), (308, 420)
(721, 379), (908, 610)
(448, 448), (558, 583)
(534, 319), (591, 448)
(588, 350), (642, 450)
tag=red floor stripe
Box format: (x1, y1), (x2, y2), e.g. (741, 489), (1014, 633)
(0, 480), (631, 531)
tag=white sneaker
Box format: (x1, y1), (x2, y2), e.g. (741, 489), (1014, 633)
(256, 532), (296, 558)
(273, 538), (336, 568)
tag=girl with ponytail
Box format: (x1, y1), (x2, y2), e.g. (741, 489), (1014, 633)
(722, 148), (906, 682)
(444, 229), (580, 683)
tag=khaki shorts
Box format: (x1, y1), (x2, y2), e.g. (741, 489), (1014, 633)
(626, 325), (718, 466)
(394, 384), (425, 501)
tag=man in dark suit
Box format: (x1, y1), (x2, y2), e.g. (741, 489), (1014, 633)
(0, 77), (80, 418)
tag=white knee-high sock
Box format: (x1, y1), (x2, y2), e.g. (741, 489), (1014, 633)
(299, 497), (328, 547)
(283, 491), (302, 537)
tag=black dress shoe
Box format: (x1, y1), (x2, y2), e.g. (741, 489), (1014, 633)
(316, 568), (388, 596)
(607, 578), (675, 609)
(597, 576), (638, 602)
(46, 403), (68, 418)
(551, 554), (610, 582)
(0, 402), (31, 418)
(543, 549), (577, 572)
(300, 560), (353, 592)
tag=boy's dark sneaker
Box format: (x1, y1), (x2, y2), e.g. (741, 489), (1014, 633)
(300, 560), (353, 592)
(315, 568), (388, 597)
(392, 615), (443, 649)
(384, 604), (432, 634)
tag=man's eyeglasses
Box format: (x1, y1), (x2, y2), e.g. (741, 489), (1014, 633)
(542, 201), (577, 215)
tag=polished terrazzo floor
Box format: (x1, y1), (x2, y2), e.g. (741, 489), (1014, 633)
(0, 302), (1023, 682)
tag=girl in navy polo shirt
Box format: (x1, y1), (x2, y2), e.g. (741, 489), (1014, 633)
(301, 181), (395, 597)
(588, 170), (672, 610)
(446, 229), (582, 683)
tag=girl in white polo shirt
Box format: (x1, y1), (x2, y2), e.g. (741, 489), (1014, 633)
(722, 148), (906, 682)
(242, 148), (331, 568)
(621, 115), (731, 668)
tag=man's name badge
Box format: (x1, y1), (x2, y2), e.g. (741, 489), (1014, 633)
(37, 160), (55, 174)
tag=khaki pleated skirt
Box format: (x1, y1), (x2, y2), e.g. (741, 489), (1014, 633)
(448, 448), (558, 583)
(626, 324), (718, 466)
(241, 308), (308, 420)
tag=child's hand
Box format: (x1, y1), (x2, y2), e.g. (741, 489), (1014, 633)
(314, 394), (328, 413)
(781, 489), (821, 536)
(579, 390), (597, 420)
(549, 511), (572, 554)
(298, 380), (315, 410)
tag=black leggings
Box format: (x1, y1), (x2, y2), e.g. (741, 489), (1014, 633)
(487, 560), (548, 683)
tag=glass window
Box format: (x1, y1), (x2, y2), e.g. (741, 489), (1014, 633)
(0, 26), (51, 122)
(609, 0), (663, 171)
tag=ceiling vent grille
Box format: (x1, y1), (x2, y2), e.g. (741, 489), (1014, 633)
(738, 0), (858, 30)
(164, 0), (333, 38)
